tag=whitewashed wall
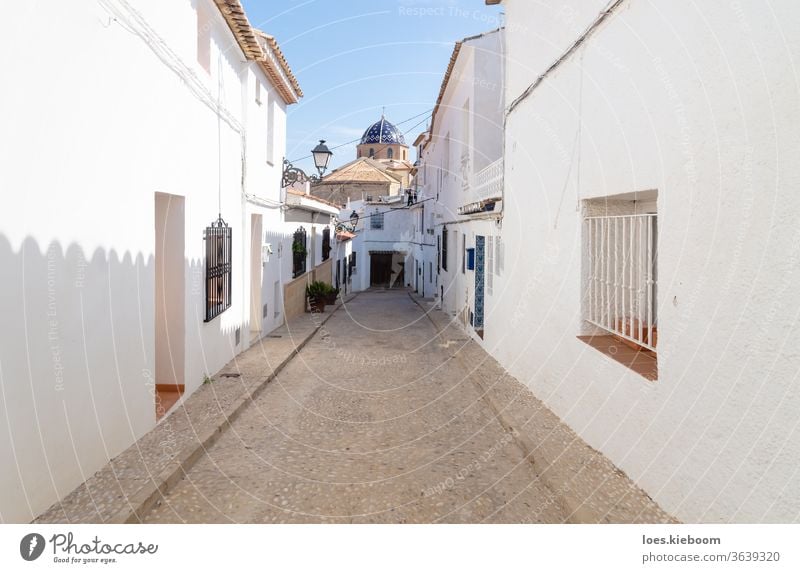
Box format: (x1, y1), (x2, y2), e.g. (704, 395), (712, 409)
(498, 0), (800, 522)
(0, 0), (293, 522)
(344, 199), (417, 293)
(423, 30), (504, 336)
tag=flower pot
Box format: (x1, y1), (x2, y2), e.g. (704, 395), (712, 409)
(309, 297), (326, 313)
(324, 289), (339, 305)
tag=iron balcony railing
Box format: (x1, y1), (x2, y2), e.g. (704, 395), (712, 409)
(585, 213), (658, 351)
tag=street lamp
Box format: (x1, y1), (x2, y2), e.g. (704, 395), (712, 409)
(282, 139), (334, 187)
(311, 140), (333, 177)
(335, 210), (360, 234)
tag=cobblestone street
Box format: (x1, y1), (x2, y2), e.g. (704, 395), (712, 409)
(141, 290), (671, 523)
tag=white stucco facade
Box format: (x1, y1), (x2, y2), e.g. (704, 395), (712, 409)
(0, 0), (306, 522)
(491, 0), (800, 522)
(418, 29), (505, 334)
(342, 196), (418, 293)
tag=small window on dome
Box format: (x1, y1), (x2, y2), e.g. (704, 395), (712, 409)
(387, 148), (394, 159)
(369, 148), (375, 158)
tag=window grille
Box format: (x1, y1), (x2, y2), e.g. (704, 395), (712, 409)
(442, 226), (448, 271)
(321, 227), (331, 261)
(292, 227), (307, 278)
(585, 214), (658, 351)
(371, 210), (384, 230)
(204, 217), (232, 322)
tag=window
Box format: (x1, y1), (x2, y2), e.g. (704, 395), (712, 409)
(371, 210), (384, 230)
(441, 226), (448, 271)
(369, 148), (375, 158)
(429, 261), (433, 282)
(292, 227), (307, 278)
(487, 236), (494, 295)
(321, 228), (331, 261)
(584, 213), (658, 352)
(387, 148), (394, 159)
(255, 80), (262, 105)
(266, 99), (275, 164)
(204, 220), (232, 322)
(196, 3), (211, 74)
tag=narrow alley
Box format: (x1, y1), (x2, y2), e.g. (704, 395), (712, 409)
(139, 291), (669, 523)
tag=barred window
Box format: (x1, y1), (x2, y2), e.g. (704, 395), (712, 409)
(441, 226), (448, 271)
(204, 219), (232, 322)
(322, 227), (331, 261)
(371, 210), (384, 230)
(292, 227), (307, 278)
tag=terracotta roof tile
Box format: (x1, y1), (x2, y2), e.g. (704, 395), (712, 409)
(211, 1), (302, 104)
(317, 158), (402, 184)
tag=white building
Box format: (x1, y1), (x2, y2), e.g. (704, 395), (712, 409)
(343, 195), (417, 293)
(485, 0), (800, 522)
(417, 29), (505, 328)
(0, 0), (332, 523)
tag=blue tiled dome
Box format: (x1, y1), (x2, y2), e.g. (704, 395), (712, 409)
(360, 116), (406, 145)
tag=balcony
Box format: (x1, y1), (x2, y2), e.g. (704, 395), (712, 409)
(473, 158), (503, 202)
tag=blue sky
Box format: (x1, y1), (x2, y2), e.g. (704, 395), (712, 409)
(241, 0), (504, 173)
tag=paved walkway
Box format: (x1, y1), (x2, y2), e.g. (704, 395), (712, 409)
(141, 290), (673, 523)
(35, 298), (347, 523)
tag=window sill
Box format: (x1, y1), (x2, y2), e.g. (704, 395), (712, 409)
(577, 334), (658, 381)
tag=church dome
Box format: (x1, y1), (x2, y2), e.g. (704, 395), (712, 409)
(360, 116), (406, 145)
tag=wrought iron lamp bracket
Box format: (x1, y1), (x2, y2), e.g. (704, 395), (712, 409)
(282, 159), (321, 188)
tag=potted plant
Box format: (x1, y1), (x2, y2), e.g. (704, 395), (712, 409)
(324, 285), (339, 305)
(292, 241), (307, 258)
(306, 280), (329, 313)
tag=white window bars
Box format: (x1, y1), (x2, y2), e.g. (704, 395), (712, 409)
(585, 214), (658, 351)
